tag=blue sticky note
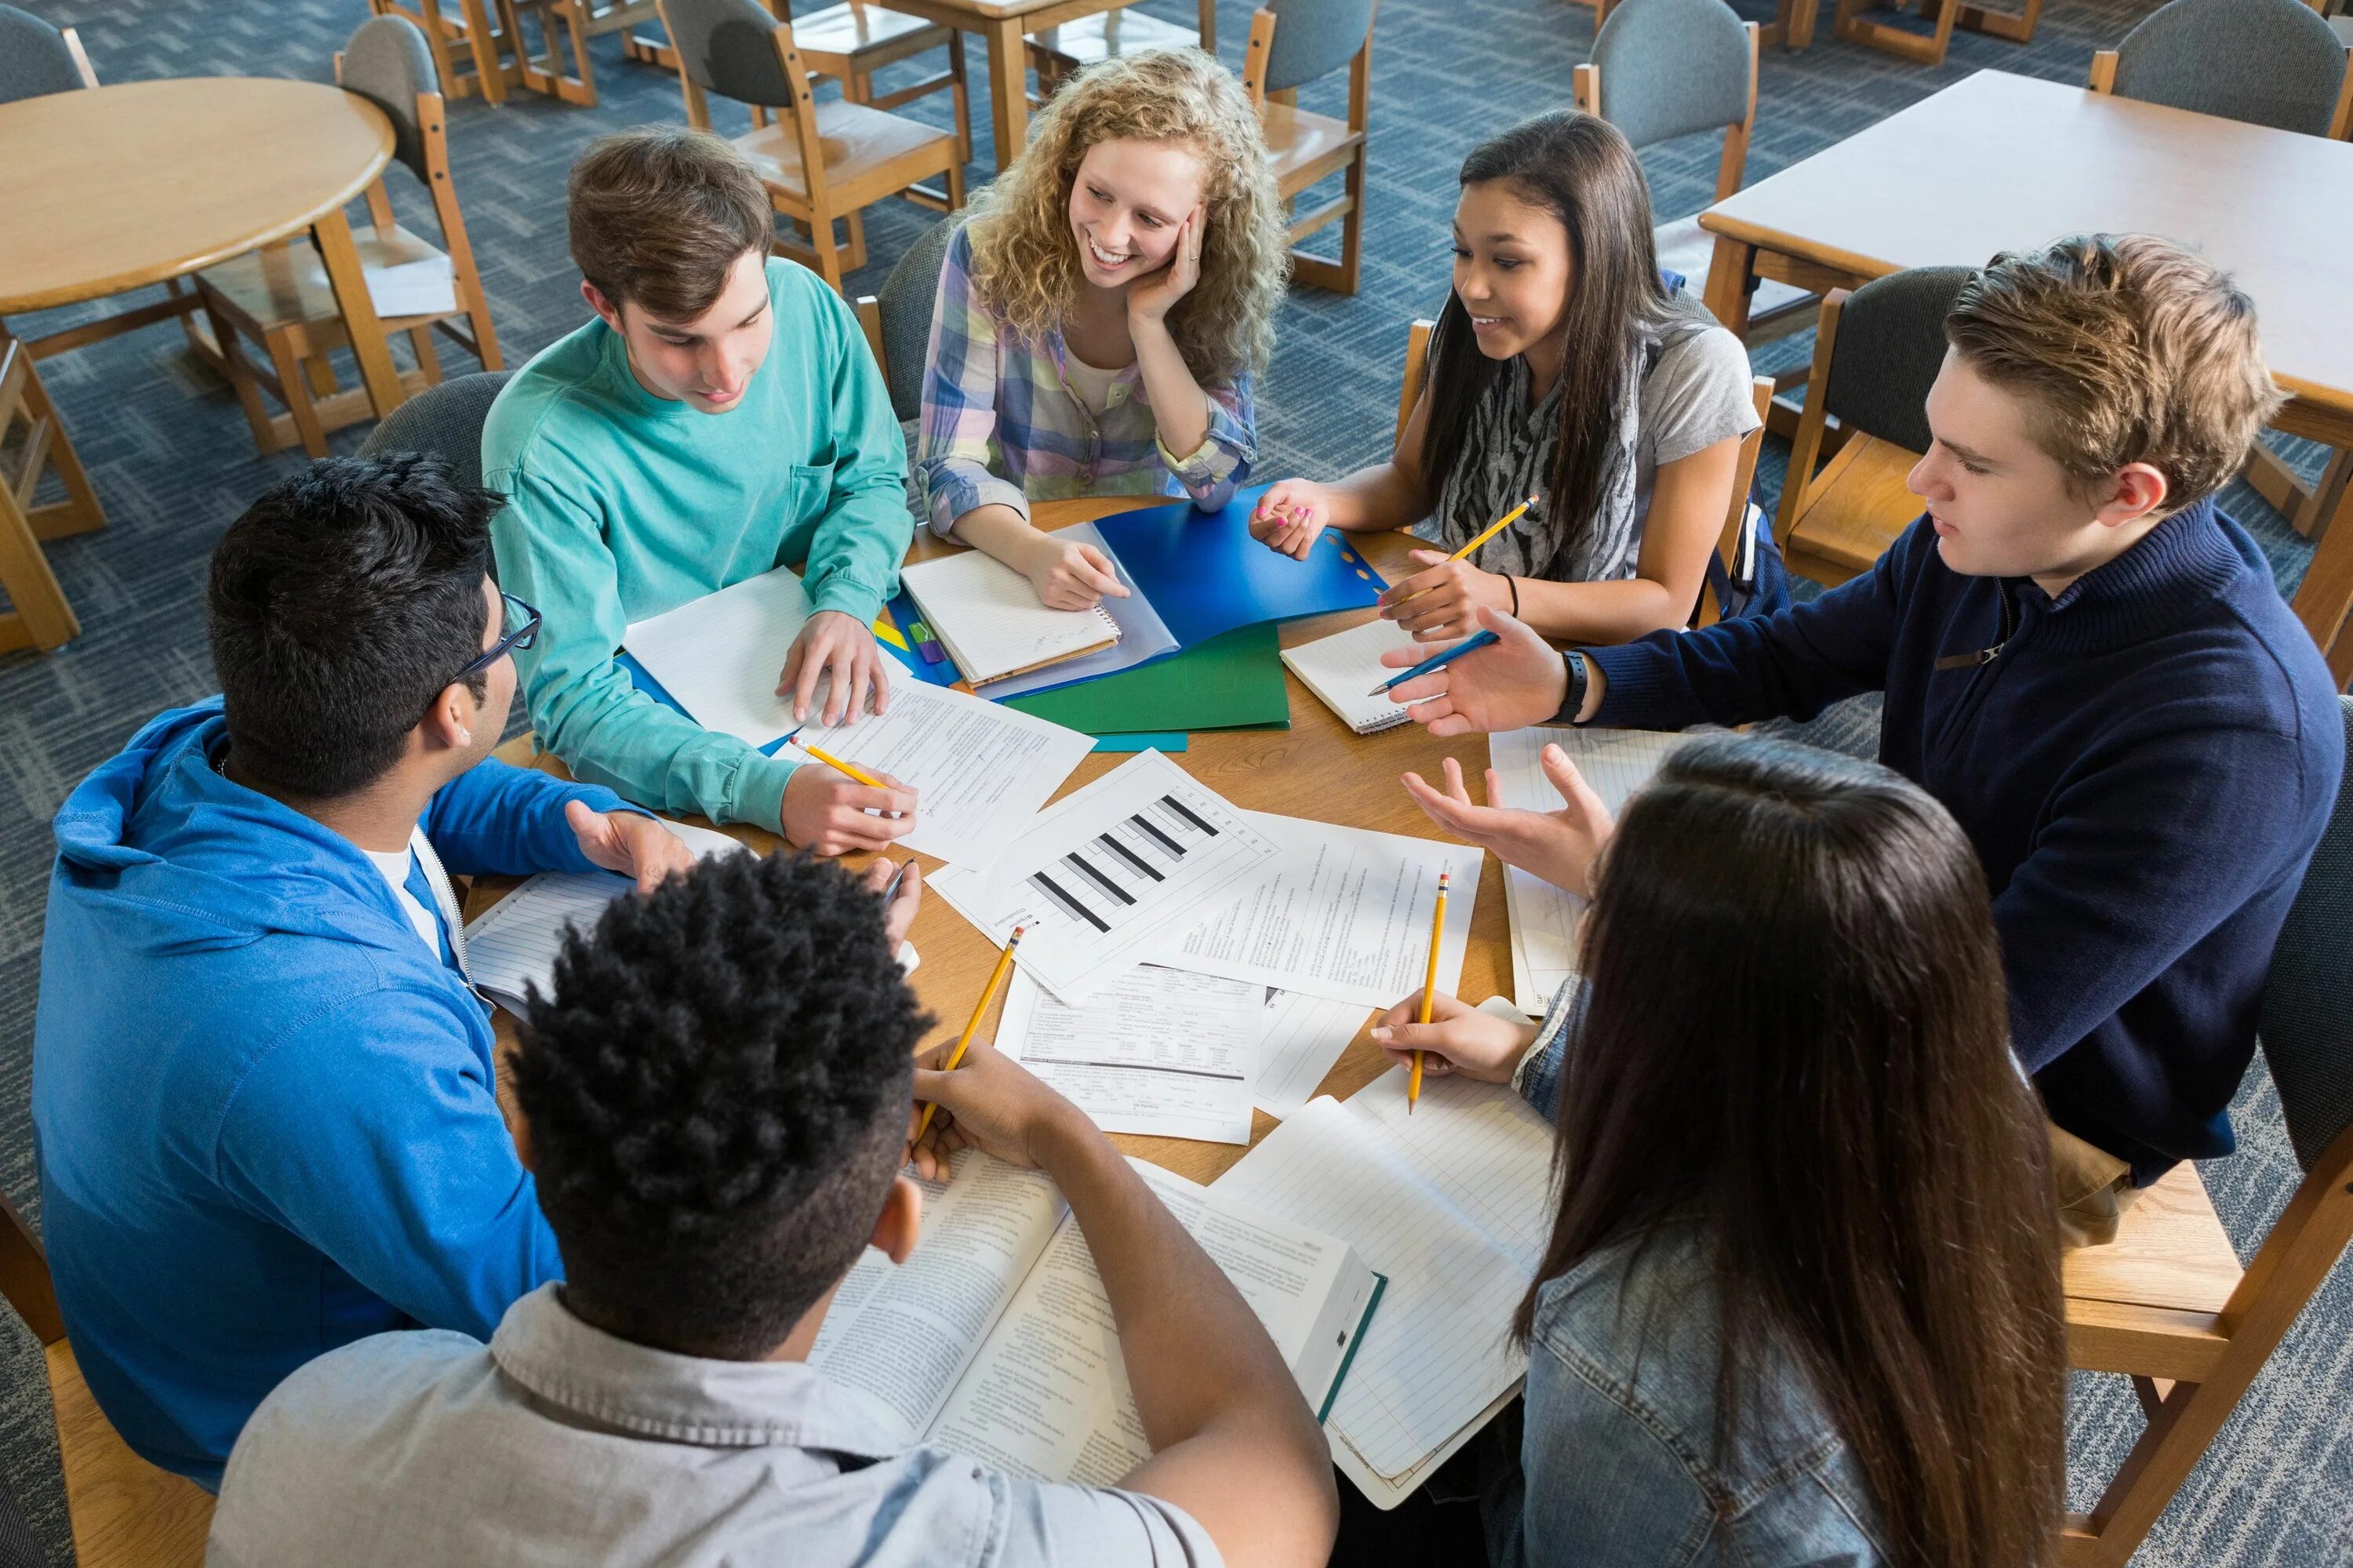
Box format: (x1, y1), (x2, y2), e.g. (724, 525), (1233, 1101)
(1089, 733), (1188, 753)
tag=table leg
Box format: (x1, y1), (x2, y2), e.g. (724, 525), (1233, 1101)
(312, 207), (408, 424)
(1787, 0), (1818, 46)
(2293, 474), (2353, 690)
(982, 16), (1029, 171)
(1702, 235), (1755, 336)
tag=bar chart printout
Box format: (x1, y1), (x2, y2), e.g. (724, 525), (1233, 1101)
(927, 750), (1282, 1002)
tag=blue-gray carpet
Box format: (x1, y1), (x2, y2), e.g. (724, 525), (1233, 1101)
(3, 0), (2348, 1562)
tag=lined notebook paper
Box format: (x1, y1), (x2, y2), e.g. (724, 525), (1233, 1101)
(900, 547), (1121, 686)
(1280, 617), (1420, 735)
(1213, 1068), (1555, 1504)
(1489, 726), (1693, 1014)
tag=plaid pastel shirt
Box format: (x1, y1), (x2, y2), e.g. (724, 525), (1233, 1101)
(916, 225), (1257, 538)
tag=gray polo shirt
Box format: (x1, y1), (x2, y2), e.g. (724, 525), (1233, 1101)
(207, 1283), (1222, 1566)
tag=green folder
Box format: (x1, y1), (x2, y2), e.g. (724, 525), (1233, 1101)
(1005, 622), (1290, 735)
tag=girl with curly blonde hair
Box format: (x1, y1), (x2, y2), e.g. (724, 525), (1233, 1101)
(917, 48), (1289, 608)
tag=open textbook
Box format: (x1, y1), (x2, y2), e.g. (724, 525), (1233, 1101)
(1214, 1067), (1555, 1508)
(461, 818), (747, 1014)
(808, 1152), (1384, 1485)
(1489, 726), (1693, 1014)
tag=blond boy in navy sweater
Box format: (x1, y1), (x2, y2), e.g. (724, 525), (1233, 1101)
(1371, 235), (2344, 1249)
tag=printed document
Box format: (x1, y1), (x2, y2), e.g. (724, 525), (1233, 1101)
(1155, 815), (1481, 1010)
(927, 751), (1282, 1002)
(997, 966), (1260, 1144)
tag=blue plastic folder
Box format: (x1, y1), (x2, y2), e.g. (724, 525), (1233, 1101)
(1091, 485), (1385, 649)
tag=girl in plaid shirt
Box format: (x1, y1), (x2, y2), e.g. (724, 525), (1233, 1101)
(918, 49), (1289, 609)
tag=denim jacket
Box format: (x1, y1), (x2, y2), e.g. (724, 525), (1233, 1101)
(1485, 988), (1890, 1568)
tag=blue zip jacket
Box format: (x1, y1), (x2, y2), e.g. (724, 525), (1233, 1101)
(32, 699), (630, 1488)
(1581, 502), (2343, 1180)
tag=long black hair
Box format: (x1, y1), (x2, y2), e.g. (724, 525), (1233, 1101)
(1418, 111), (1672, 563)
(1516, 736), (2065, 1568)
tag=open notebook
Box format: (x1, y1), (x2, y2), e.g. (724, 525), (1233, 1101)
(900, 546), (1122, 687)
(1213, 1061), (1555, 1508)
(808, 1151), (1383, 1484)
(1281, 617), (1420, 735)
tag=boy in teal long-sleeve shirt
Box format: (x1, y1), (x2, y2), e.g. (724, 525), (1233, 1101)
(484, 127), (919, 854)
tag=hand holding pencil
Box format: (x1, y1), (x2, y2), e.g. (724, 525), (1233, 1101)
(913, 927), (1023, 1144)
(1380, 495), (1537, 642)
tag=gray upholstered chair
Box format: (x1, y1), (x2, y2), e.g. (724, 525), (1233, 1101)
(0, 2), (96, 102)
(1237, 0), (1380, 295)
(660, 0), (963, 293)
(2057, 693), (2353, 1566)
(2090, 0), (2353, 139)
(1573, 0), (1806, 329)
(194, 14), (503, 459)
(853, 215), (962, 424)
(1774, 266), (1969, 588)
(356, 370), (515, 488)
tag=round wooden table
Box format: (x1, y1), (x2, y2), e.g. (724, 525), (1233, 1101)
(0, 76), (406, 423)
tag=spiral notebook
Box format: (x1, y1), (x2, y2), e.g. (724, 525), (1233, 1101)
(1280, 617), (1420, 735)
(899, 547), (1122, 686)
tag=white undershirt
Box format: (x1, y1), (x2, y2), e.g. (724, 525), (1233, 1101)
(1062, 353), (1123, 414)
(363, 842), (445, 956)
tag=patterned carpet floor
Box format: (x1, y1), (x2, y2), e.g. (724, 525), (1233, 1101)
(2, 0), (2348, 1561)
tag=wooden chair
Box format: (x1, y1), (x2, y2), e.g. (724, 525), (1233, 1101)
(0, 12), (209, 365)
(627, 0), (975, 166)
(498, 0), (664, 105)
(660, 0), (964, 293)
(1240, 0), (1378, 296)
(1693, 376), (1775, 628)
(2089, 0), (2353, 140)
(192, 16), (502, 460)
(1395, 316), (1433, 448)
(0, 1194), (213, 1566)
(367, 0), (518, 104)
(0, 334), (104, 653)
(2058, 693), (2353, 1566)
(1775, 268), (1969, 588)
(1027, 0), (1218, 107)
(1573, 0), (1809, 347)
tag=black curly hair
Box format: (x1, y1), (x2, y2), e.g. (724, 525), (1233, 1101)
(511, 850), (933, 1359)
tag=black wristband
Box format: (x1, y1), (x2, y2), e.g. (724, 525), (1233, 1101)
(1555, 650), (1590, 726)
(1506, 575), (1519, 617)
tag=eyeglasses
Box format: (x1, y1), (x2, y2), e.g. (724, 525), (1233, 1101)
(452, 591), (541, 686)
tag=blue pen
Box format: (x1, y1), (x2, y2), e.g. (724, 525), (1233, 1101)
(1368, 629), (1500, 697)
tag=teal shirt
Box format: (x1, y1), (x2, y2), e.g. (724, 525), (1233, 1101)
(483, 259), (914, 831)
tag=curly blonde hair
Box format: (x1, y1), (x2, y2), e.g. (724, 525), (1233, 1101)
(964, 48), (1289, 381)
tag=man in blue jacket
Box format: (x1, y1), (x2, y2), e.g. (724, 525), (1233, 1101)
(32, 455), (699, 1487)
(1373, 235), (2345, 1248)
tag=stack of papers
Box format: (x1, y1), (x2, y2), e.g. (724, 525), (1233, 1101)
(1489, 727), (1693, 1014)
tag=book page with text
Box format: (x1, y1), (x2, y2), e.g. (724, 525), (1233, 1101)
(807, 1154), (1067, 1442)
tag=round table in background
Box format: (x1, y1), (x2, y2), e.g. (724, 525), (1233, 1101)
(0, 76), (405, 452)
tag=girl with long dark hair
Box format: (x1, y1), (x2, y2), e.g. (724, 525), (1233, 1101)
(1367, 737), (2066, 1568)
(1248, 111), (1762, 644)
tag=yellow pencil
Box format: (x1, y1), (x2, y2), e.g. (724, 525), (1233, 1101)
(1391, 496), (1538, 606)
(794, 738), (885, 790)
(1408, 869), (1449, 1113)
(915, 926), (1024, 1141)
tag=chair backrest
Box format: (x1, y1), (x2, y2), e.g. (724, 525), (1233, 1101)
(2109, 0), (2349, 137)
(356, 371), (515, 488)
(0, 4), (89, 103)
(1694, 376), (1775, 628)
(662, 0), (801, 108)
(876, 216), (962, 422)
(340, 13), (439, 185)
(1251, 0), (1377, 97)
(1586, 0), (1753, 151)
(2259, 695), (2353, 1172)
(1819, 266), (1971, 455)
(1395, 316), (1434, 447)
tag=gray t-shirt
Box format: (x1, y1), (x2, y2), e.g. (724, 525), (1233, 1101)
(1429, 318), (1761, 584)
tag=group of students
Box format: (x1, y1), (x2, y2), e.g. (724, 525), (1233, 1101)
(24, 39), (2346, 1568)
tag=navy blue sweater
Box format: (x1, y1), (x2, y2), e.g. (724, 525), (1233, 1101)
(1581, 501), (2343, 1179)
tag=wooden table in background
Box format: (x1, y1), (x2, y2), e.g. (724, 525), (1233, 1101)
(482, 496), (1513, 1187)
(0, 78), (407, 427)
(856, 0), (1143, 173)
(1696, 69), (2353, 686)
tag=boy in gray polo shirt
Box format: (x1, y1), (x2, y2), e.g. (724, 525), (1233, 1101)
(207, 853), (1338, 1568)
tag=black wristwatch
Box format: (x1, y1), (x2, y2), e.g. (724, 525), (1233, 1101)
(1555, 650), (1590, 726)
